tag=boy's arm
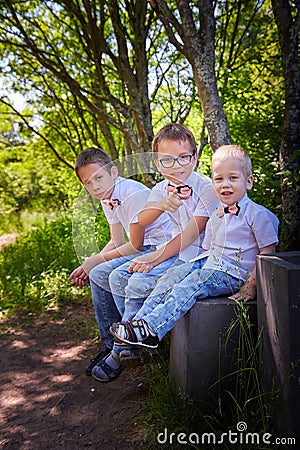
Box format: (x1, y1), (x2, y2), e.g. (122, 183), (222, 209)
(69, 222), (145, 285)
(100, 223), (125, 253)
(138, 192), (183, 226)
(81, 222), (145, 274)
(128, 215), (208, 273)
(68, 222), (124, 286)
(228, 244), (276, 302)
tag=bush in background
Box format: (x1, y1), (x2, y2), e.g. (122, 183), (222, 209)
(0, 210), (109, 316)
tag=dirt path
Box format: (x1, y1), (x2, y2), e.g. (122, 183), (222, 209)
(0, 301), (149, 450)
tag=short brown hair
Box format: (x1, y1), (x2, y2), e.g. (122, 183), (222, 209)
(74, 147), (114, 180)
(152, 124), (196, 156)
(212, 145), (252, 178)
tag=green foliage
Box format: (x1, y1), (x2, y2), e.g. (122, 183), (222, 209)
(218, 302), (278, 435)
(0, 139), (78, 227)
(215, 0), (284, 217)
(0, 212), (109, 315)
(0, 0), (285, 225)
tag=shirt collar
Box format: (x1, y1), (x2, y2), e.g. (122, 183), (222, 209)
(109, 176), (123, 200)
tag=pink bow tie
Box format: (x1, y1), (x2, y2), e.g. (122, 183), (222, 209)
(167, 183), (193, 200)
(102, 199), (121, 210)
(217, 202), (240, 218)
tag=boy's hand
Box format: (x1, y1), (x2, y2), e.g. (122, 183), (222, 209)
(128, 253), (156, 273)
(162, 191), (183, 212)
(228, 279), (256, 302)
(129, 261), (154, 273)
(68, 265), (89, 287)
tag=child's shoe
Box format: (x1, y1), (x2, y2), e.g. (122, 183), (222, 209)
(85, 346), (111, 375)
(91, 352), (123, 382)
(110, 319), (159, 349)
(119, 348), (142, 367)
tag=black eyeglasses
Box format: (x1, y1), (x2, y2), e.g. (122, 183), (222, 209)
(158, 151), (196, 168)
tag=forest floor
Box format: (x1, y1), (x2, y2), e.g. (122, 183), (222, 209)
(0, 235), (153, 450)
(0, 301), (153, 450)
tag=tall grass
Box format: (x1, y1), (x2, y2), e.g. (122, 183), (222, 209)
(219, 301), (277, 433)
(137, 302), (280, 449)
(0, 210), (110, 316)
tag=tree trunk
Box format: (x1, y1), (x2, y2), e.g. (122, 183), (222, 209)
(271, 0), (300, 250)
(149, 0), (230, 150)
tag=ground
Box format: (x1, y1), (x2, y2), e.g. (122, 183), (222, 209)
(0, 234), (152, 450)
(0, 301), (152, 450)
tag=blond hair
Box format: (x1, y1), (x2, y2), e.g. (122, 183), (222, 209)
(212, 145), (252, 177)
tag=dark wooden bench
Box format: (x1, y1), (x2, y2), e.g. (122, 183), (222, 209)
(169, 296), (257, 403)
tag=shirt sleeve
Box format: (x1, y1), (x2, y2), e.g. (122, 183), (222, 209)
(148, 182), (167, 203)
(201, 217), (213, 250)
(101, 203), (115, 224)
(123, 188), (150, 224)
(248, 208), (279, 248)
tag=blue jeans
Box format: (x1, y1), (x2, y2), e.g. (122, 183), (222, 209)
(109, 255), (178, 321)
(135, 259), (243, 340)
(134, 260), (198, 319)
(89, 246), (153, 348)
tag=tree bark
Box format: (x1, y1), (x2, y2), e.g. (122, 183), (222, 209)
(149, 0), (230, 150)
(271, 0), (300, 250)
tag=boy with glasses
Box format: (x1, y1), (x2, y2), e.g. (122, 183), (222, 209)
(91, 124), (219, 382)
(110, 145), (279, 350)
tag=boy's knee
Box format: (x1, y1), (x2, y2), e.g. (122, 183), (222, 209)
(89, 262), (110, 283)
(110, 264), (131, 284)
(109, 268), (123, 287)
(125, 274), (156, 298)
(108, 270), (117, 288)
(89, 265), (97, 283)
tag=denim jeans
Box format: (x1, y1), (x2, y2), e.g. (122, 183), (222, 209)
(89, 246), (153, 349)
(109, 255), (178, 321)
(136, 259), (243, 340)
(134, 259), (199, 319)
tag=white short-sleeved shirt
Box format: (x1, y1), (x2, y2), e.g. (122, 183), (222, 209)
(199, 195), (279, 281)
(101, 177), (172, 247)
(148, 171), (220, 261)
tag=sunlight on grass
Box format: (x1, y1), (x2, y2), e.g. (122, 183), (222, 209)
(0, 213), (108, 316)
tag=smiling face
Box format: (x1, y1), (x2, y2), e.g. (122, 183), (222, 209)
(212, 157), (253, 206)
(154, 139), (198, 185)
(77, 163), (118, 200)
